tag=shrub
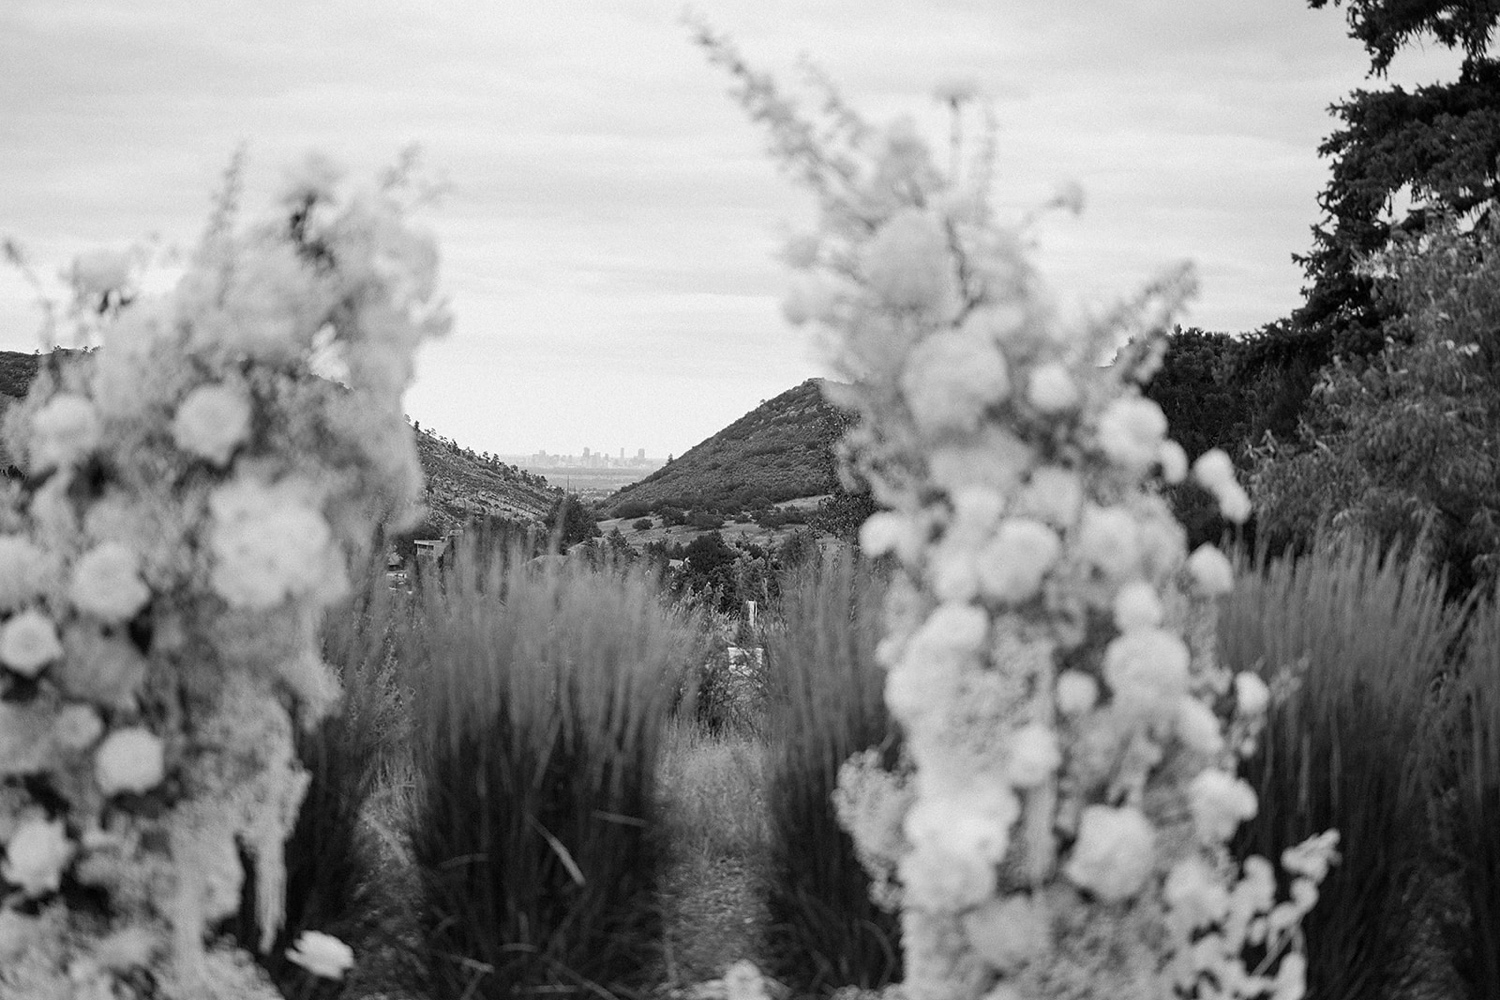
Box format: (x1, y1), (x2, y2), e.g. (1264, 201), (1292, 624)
(405, 535), (698, 999)
(1220, 530), (1467, 1000)
(633, 517), (654, 531)
(760, 550), (902, 994)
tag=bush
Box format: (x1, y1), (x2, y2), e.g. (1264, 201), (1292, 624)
(404, 536), (698, 999)
(659, 505), (687, 528)
(1220, 530), (1467, 1000)
(632, 517), (654, 531)
(760, 550), (902, 994)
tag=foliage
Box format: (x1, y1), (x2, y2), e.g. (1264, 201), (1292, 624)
(543, 493), (602, 552)
(1220, 530), (1466, 1000)
(604, 379), (843, 516)
(761, 550), (902, 994)
(633, 517), (654, 531)
(1309, 0), (1500, 74)
(1252, 215), (1500, 596)
(404, 534), (698, 999)
(700, 22), (1333, 999)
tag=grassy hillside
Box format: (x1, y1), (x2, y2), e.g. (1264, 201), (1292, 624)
(604, 379), (845, 517)
(0, 349), (554, 529)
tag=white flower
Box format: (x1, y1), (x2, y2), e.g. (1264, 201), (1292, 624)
(1056, 670), (1099, 715)
(1102, 627), (1191, 715)
(1186, 544), (1235, 596)
(900, 842), (996, 911)
(279, 152), (344, 207)
(1018, 466), (1084, 528)
(1235, 672), (1271, 717)
(977, 518), (1060, 604)
(0, 535), (55, 611)
(1189, 769), (1258, 841)
(209, 478), (344, 610)
(1027, 362), (1079, 413)
(1273, 951), (1308, 1000)
(1077, 504), (1141, 579)
(1216, 481), (1253, 524)
(69, 248), (133, 297)
(54, 704), (104, 751)
(2, 815), (73, 897)
(864, 209), (956, 314)
(1176, 696), (1225, 756)
(928, 430), (1032, 496)
(904, 783), (1019, 864)
(1112, 580), (1164, 631)
(94, 727), (166, 795)
(1007, 723), (1061, 788)
(286, 930), (355, 980)
(1096, 397), (1167, 471)
(0, 609), (63, 676)
(1157, 440), (1188, 484)
(900, 329), (1010, 436)
(1164, 856), (1230, 930)
(1064, 805), (1155, 901)
(1192, 449), (1237, 495)
(1281, 831), (1340, 883)
(962, 893), (1048, 971)
(70, 543), (151, 624)
(909, 602), (990, 661)
(30, 393), (100, 472)
(172, 381), (253, 466)
(859, 511), (914, 559)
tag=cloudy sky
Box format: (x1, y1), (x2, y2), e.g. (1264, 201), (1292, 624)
(0, 1), (1465, 460)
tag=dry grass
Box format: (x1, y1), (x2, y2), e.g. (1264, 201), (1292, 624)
(658, 720), (771, 865)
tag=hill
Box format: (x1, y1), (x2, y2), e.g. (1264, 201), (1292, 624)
(604, 378), (845, 518)
(0, 349), (555, 530)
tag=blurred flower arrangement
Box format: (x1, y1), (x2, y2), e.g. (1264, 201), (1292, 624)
(696, 23), (1337, 1000)
(0, 152), (447, 998)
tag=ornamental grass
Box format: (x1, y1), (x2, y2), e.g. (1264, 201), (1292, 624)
(404, 535), (699, 1000)
(224, 556), (411, 999)
(1438, 589), (1500, 997)
(1220, 531), (1466, 1000)
(760, 550), (902, 996)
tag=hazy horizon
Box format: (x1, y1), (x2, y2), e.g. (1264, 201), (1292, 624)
(0, 1), (1466, 459)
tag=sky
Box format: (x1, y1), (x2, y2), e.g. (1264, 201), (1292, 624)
(0, 1), (1469, 460)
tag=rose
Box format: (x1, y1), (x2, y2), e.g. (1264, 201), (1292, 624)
(1176, 696), (1225, 756)
(900, 328), (1011, 437)
(1096, 396), (1168, 471)
(1112, 580), (1164, 631)
(208, 479), (342, 609)
(1157, 440), (1188, 483)
(1076, 504), (1141, 579)
(976, 518), (1061, 604)
(1027, 362), (1079, 413)
(0, 609), (63, 676)
(1056, 670), (1099, 716)
(1017, 465), (1084, 527)
(1164, 856), (1230, 930)
(172, 381), (253, 467)
(1103, 627), (1191, 715)
(94, 727), (166, 795)
(29, 393), (100, 472)
(1189, 769), (1258, 841)
(54, 704), (104, 751)
(962, 893), (1049, 971)
(0, 535), (56, 611)
(1186, 544), (1235, 597)
(285, 930), (355, 980)
(2, 816), (73, 897)
(1235, 672), (1271, 717)
(864, 208), (956, 313)
(1007, 723), (1061, 788)
(1064, 805), (1155, 901)
(69, 543), (151, 624)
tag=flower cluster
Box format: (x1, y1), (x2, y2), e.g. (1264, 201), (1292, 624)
(700, 32), (1340, 1000)
(0, 153), (445, 998)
